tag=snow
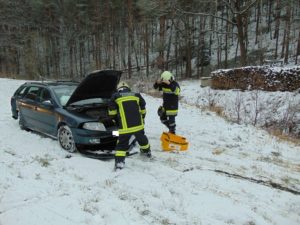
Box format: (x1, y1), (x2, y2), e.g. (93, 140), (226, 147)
(180, 79), (300, 134)
(0, 78), (300, 225)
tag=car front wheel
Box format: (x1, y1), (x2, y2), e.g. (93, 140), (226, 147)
(58, 125), (77, 153)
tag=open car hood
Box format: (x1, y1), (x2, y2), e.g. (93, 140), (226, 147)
(66, 70), (122, 106)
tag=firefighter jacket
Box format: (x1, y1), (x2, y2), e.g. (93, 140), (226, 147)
(108, 89), (146, 135)
(153, 80), (180, 116)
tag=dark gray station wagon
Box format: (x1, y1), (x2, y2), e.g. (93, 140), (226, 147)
(11, 70), (127, 158)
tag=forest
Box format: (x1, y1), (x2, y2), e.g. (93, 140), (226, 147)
(0, 0), (299, 80)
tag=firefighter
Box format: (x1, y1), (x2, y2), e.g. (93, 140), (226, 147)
(108, 81), (151, 170)
(153, 71), (180, 134)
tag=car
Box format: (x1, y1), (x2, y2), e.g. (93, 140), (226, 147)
(11, 70), (134, 159)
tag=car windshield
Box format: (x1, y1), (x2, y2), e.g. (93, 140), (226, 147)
(52, 85), (77, 106)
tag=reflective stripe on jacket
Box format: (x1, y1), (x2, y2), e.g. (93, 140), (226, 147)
(153, 80), (180, 115)
(108, 90), (146, 134)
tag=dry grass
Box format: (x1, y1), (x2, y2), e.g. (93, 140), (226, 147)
(212, 148), (226, 155)
(147, 90), (162, 98)
(295, 164), (300, 173)
(208, 105), (224, 117)
(34, 156), (51, 167)
(267, 128), (300, 146)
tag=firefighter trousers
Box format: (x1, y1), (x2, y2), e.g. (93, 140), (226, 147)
(115, 129), (150, 163)
(160, 114), (176, 134)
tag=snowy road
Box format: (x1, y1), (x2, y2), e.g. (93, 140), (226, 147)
(0, 78), (299, 225)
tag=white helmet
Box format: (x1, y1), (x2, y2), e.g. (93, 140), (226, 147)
(117, 81), (130, 91)
(161, 71), (174, 81)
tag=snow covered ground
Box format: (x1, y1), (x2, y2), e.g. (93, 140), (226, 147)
(0, 78), (299, 225)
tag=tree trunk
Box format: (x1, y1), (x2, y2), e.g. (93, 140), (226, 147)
(166, 19), (174, 71)
(197, 16), (206, 77)
(127, 0), (133, 78)
(159, 0), (166, 70)
(217, 35), (221, 67)
(224, 10), (229, 68)
(132, 29), (140, 72)
(284, 3), (291, 64)
(274, 0), (281, 59)
(79, 41), (84, 77)
(236, 13), (247, 66)
(255, 0), (261, 44)
(185, 16), (192, 78)
(267, 0), (272, 37)
(296, 31), (300, 64)
(235, 39), (239, 63)
(145, 23), (150, 77)
(69, 44), (74, 79)
(234, 0), (250, 66)
(281, 28), (286, 58)
(175, 21), (179, 78)
(54, 37), (60, 79)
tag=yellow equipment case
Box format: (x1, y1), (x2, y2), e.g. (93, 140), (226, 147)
(160, 132), (189, 151)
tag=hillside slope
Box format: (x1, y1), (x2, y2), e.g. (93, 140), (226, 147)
(0, 78), (299, 225)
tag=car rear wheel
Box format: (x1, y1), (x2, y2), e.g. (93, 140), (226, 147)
(58, 125), (77, 153)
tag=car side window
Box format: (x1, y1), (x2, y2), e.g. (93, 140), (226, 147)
(37, 88), (52, 103)
(24, 86), (40, 101)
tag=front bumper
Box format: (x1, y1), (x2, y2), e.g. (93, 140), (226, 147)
(71, 128), (118, 148)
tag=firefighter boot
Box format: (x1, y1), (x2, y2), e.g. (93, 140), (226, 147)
(169, 124), (176, 134)
(115, 156), (125, 170)
(140, 149), (152, 158)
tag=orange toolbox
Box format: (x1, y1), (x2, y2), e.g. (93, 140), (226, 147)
(160, 132), (189, 151)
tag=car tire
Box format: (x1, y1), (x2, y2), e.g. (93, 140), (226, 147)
(58, 125), (77, 153)
(19, 111), (29, 131)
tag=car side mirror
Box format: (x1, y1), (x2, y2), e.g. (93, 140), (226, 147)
(42, 100), (53, 107)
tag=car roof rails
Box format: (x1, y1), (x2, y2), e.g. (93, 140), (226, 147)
(26, 80), (78, 84)
(25, 81), (48, 86)
(54, 80), (80, 83)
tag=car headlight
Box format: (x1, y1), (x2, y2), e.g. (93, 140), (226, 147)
(82, 122), (106, 131)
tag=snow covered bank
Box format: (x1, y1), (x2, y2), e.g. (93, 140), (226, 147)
(180, 80), (300, 137)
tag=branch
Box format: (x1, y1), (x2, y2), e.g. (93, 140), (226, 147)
(174, 7), (236, 26)
(221, 0), (258, 15)
(239, 0), (258, 15)
(199, 29), (238, 36)
(221, 0), (235, 15)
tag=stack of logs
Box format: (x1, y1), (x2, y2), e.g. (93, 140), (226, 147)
(211, 66), (300, 91)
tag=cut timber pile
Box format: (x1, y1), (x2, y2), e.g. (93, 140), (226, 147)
(211, 66), (300, 91)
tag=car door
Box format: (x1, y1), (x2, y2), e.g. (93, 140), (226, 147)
(18, 86), (41, 128)
(11, 84), (27, 119)
(34, 88), (57, 135)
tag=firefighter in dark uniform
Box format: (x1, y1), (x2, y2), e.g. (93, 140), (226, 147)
(108, 82), (151, 170)
(154, 71), (180, 134)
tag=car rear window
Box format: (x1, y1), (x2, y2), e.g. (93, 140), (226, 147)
(14, 85), (27, 97)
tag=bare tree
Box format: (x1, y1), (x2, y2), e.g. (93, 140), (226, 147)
(296, 31), (300, 64)
(274, 0), (281, 59)
(284, 1), (292, 64)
